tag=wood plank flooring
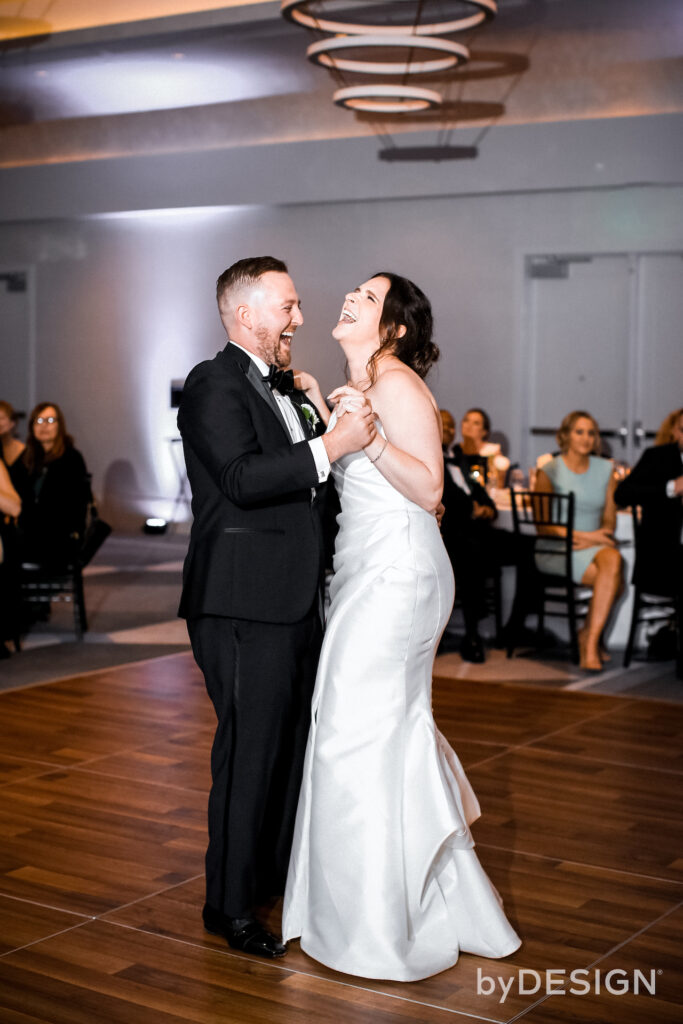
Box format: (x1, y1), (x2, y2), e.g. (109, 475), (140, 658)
(0, 652), (681, 1023)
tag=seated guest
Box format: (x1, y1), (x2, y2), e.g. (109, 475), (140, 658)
(452, 406), (500, 486)
(0, 460), (21, 658)
(16, 402), (91, 573)
(0, 400), (25, 475)
(614, 406), (682, 603)
(655, 407), (683, 447)
(441, 410), (540, 657)
(440, 409), (496, 662)
(535, 410), (622, 671)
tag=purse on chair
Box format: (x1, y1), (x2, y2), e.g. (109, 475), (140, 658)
(79, 502), (112, 567)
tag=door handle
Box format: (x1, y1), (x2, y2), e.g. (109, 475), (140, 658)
(633, 420), (646, 447)
(618, 422), (628, 447)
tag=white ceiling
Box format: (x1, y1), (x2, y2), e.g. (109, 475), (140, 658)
(1, 0), (682, 168)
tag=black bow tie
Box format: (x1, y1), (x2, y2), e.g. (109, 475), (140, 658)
(263, 365), (296, 395)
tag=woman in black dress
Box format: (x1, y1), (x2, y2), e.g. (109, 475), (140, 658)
(17, 402), (91, 572)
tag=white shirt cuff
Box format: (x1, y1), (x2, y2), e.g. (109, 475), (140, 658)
(666, 479), (677, 498)
(309, 437), (330, 483)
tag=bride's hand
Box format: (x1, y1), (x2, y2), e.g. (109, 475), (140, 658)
(328, 385), (372, 418)
(290, 369), (331, 427)
(292, 369), (318, 392)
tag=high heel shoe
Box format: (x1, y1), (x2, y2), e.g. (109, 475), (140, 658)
(578, 628), (602, 672)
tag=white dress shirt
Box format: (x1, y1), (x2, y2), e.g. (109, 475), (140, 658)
(665, 449), (683, 498)
(664, 449), (683, 542)
(229, 341), (330, 483)
(444, 446), (471, 495)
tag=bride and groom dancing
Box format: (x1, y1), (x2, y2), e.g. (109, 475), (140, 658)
(178, 256), (520, 982)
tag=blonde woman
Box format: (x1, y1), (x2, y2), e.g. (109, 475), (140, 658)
(535, 410), (622, 671)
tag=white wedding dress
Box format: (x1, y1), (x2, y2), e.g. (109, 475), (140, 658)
(283, 422), (521, 981)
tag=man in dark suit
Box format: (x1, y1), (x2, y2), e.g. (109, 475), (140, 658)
(178, 256), (374, 959)
(615, 410), (683, 672)
(440, 409), (497, 662)
(439, 410), (537, 662)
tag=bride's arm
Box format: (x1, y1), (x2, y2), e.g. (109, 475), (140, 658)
(293, 370), (331, 426)
(363, 369), (443, 511)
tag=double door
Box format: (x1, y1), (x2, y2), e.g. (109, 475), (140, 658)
(524, 252), (683, 468)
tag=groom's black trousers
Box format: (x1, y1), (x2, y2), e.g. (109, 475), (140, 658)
(188, 607), (321, 918)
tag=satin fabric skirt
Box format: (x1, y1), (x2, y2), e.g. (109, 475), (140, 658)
(283, 507), (521, 980)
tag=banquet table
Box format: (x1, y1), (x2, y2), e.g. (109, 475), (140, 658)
(492, 493), (635, 649)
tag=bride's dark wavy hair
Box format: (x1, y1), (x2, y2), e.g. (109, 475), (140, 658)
(367, 272), (439, 384)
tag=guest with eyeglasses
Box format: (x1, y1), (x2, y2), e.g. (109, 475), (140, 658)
(15, 402), (91, 574)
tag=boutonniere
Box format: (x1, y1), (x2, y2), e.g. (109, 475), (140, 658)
(300, 403), (320, 431)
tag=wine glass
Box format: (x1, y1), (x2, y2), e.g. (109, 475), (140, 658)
(510, 468), (525, 491)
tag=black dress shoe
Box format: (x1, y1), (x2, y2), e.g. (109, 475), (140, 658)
(460, 636), (485, 663)
(202, 905), (286, 959)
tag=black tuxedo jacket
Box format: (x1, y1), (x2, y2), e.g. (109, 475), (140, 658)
(614, 442), (683, 594)
(177, 343), (324, 623)
(440, 451), (496, 557)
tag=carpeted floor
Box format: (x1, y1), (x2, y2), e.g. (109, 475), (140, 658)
(1, 531), (680, 701)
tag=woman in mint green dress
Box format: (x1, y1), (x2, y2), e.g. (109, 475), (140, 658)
(535, 411), (623, 671)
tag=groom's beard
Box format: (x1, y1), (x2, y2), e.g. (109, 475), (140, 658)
(272, 338), (292, 369)
(255, 324), (294, 369)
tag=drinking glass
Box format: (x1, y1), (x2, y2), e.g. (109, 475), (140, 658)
(510, 468), (525, 491)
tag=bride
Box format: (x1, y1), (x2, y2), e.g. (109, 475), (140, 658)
(283, 272), (521, 981)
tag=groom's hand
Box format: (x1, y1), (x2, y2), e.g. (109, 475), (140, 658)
(322, 406), (376, 463)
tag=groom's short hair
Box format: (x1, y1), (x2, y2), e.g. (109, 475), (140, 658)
(216, 256), (288, 314)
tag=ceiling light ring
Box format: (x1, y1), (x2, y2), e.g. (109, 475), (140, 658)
(307, 34), (469, 76)
(333, 84), (444, 113)
(281, 0), (497, 36)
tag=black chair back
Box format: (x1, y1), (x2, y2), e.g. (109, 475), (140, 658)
(507, 489), (585, 663)
(509, 490), (575, 581)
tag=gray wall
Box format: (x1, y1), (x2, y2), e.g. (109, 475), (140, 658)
(0, 181), (681, 528)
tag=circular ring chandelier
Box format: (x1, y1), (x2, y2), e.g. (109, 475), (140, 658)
(282, 0), (497, 36)
(307, 34), (469, 75)
(282, 0), (498, 116)
(333, 84), (444, 112)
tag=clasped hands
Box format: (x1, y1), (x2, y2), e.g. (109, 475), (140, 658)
(572, 527), (616, 550)
(328, 385), (443, 523)
(328, 384), (371, 419)
(327, 384), (377, 452)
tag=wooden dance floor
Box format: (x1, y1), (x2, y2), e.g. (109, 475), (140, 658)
(0, 651), (681, 1023)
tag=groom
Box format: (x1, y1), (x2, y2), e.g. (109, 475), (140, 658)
(178, 256), (375, 959)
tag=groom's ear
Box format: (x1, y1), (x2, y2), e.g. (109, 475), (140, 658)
(235, 302), (252, 330)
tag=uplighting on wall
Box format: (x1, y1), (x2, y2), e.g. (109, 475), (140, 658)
(282, 0), (497, 113)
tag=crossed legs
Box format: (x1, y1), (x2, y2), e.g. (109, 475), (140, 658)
(579, 547), (624, 670)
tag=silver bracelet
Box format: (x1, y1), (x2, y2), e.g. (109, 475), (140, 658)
(367, 439), (388, 464)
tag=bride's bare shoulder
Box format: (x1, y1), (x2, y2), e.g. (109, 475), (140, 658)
(371, 361), (438, 411)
